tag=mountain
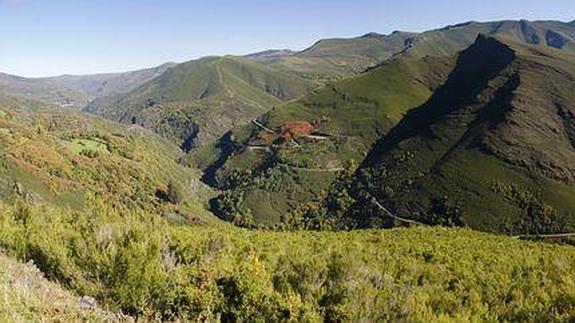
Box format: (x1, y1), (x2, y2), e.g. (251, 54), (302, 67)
(3, 19), (575, 322)
(44, 63), (176, 98)
(83, 20), (575, 154)
(0, 95), (216, 224)
(85, 56), (323, 149)
(191, 20), (575, 228)
(342, 35), (575, 234)
(198, 54), (455, 225)
(0, 63), (174, 108)
(0, 72), (89, 108)
(301, 20), (575, 64)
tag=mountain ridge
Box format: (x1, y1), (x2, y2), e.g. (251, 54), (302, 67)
(343, 35), (575, 233)
(0, 63), (175, 108)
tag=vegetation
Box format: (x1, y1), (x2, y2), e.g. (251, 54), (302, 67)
(0, 252), (128, 322)
(2, 200), (575, 321)
(0, 99), (216, 224)
(342, 36), (575, 233)
(86, 56), (323, 148)
(2, 19), (575, 322)
(204, 55), (454, 225)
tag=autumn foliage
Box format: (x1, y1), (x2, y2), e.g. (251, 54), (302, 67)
(279, 121), (314, 141)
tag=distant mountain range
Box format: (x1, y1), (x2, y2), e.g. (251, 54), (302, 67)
(0, 63), (175, 108)
(2, 19), (575, 233)
(2, 19), (574, 149)
(197, 20), (575, 232)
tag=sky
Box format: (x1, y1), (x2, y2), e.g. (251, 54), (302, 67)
(1, 0), (574, 77)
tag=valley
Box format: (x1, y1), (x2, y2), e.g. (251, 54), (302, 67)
(1, 16), (575, 321)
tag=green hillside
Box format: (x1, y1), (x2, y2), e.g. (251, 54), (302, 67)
(84, 20), (575, 154)
(0, 96), (216, 224)
(341, 36), (575, 234)
(200, 55), (454, 226)
(86, 56), (323, 149)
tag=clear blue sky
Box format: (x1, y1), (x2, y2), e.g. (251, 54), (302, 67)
(1, 0), (574, 77)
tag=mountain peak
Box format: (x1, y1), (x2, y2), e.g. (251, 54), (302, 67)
(437, 21), (476, 31)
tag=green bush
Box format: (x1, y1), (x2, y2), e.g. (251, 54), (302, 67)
(1, 199), (575, 321)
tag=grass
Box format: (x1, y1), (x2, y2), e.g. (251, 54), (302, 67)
(63, 138), (110, 155)
(0, 252), (128, 322)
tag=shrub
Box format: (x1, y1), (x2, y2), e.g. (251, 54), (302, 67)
(1, 200), (575, 321)
(166, 181), (183, 204)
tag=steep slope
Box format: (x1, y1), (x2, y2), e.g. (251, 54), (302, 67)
(0, 63), (174, 108)
(199, 55), (454, 225)
(86, 56), (319, 148)
(345, 36), (575, 234)
(0, 253), (130, 322)
(0, 96), (217, 224)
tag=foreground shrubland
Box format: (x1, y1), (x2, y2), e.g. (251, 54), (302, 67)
(1, 199), (575, 321)
(0, 252), (127, 322)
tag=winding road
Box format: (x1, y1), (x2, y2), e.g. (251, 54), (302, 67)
(366, 192), (425, 226)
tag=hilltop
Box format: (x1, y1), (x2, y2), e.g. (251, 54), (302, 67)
(4, 20), (574, 153)
(301, 20), (575, 63)
(85, 20), (575, 151)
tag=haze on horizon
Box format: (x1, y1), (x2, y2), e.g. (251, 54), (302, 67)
(1, 0), (574, 78)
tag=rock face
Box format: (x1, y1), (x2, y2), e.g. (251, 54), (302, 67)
(79, 296), (97, 309)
